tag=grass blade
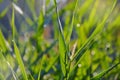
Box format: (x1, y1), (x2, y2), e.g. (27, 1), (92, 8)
(10, 8), (17, 39)
(71, 0), (117, 73)
(91, 63), (120, 80)
(36, 11), (44, 37)
(46, 55), (59, 72)
(0, 7), (9, 18)
(37, 55), (45, 80)
(78, 0), (93, 16)
(87, 0), (99, 28)
(66, 0), (78, 42)
(26, 0), (36, 20)
(13, 41), (28, 80)
(54, 0), (68, 77)
(59, 32), (67, 76)
(0, 30), (8, 52)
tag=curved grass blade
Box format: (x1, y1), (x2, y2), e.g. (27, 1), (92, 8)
(13, 41), (28, 80)
(91, 62), (120, 80)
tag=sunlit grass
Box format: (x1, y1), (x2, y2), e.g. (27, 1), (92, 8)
(0, 0), (120, 80)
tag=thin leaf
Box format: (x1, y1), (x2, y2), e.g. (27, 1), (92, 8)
(87, 0), (99, 28)
(0, 7), (9, 18)
(37, 11), (44, 37)
(59, 33), (67, 76)
(78, 0), (93, 16)
(91, 63), (120, 80)
(38, 55), (45, 80)
(66, 0), (78, 42)
(10, 8), (17, 39)
(26, 0), (36, 19)
(46, 55), (59, 72)
(0, 30), (8, 52)
(54, 0), (68, 76)
(13, 41), (28, 80)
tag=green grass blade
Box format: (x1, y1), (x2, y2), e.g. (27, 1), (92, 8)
(66, 0), (78, 42)
(0, 30), (8, 52)
(87, 0), (99, 28)
(71, 0), (117, 73)
(13, 41), (28, 80)
(59, 33), (67, 76)
(11, 8), (17, 39)
(54, 0), (68, 76)
(91, 63), (120, 80)
(78, 0), (93, 16)
(46, 55), (59, 72)
(37, 55), (45, 80)
(37, 11), (44, 37)
(26, 0), (36, 20)
(0, 7), (9, 18)
(90, 0), (117, 38)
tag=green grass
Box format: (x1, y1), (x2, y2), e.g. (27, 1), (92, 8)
(0, 0), (120, 80)
(13, 40), (28, 80)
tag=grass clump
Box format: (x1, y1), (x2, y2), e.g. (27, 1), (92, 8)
(0, 0), (120, 80)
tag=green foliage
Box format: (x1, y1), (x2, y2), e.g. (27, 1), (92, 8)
(10, 8), (17, 39)
(13, 41), (28, 80)
(91, 62), (120, 80)
(54, 0), (68, 77)
(0, 7), (9, 18)
(0, 30), (8, 52)
(0, 0), (120, 80)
